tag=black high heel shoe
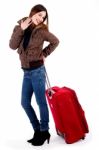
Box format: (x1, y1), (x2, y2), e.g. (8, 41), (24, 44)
(27, 129), (40, 143)
(31, 130), (51, 146)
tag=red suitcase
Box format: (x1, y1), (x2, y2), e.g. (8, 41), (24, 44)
(46, 86), (89, 144)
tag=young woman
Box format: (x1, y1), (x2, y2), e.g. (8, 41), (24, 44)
(9, 4), (59, 146)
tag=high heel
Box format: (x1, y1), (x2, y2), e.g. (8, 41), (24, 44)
(47, 136), (50, 144)
(31, 130), (51, 146)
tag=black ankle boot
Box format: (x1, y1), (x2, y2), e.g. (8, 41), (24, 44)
(27, 129), (40, 143)
(31, 130), (51, 146)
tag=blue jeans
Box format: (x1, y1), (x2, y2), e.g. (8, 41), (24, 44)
(21, 65), (49, 131)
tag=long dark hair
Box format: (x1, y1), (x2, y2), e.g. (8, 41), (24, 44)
(23, 4), (49, 50)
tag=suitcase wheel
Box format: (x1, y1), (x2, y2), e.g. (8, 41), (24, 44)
(56, 130), (60, 136)
(81, 136), (85, 140)
(56, 128), (60, 135)
(56, 129), (64, 137)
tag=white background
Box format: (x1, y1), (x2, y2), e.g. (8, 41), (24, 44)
(0, 0), (99, 149)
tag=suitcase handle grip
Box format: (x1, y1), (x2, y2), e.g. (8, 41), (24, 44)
(44, 66), (55, 98)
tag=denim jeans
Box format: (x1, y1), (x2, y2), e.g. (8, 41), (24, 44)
(21, 65), (49, 131)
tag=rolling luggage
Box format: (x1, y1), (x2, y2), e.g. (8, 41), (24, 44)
(45, 70), (89, 144)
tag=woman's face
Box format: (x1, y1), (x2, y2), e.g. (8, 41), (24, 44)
(31, 11), (46, 25)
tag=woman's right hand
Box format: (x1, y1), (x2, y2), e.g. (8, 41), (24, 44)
(21, 18), (32, 30)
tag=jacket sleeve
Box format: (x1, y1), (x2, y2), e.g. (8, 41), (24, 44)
(9, 25), (24, 50)
(41, 29), (59, 57)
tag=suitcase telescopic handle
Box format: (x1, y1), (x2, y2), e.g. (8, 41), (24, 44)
(44, 66), (55, 97)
